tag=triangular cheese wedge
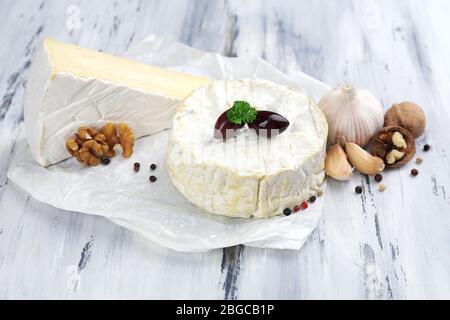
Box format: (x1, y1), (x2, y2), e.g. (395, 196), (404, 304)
(25, 38), (208, 166)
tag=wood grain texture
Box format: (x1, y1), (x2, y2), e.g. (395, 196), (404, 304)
(0, 0), (449, 299)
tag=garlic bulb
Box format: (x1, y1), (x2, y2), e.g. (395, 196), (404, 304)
(318, 84), (384, 147)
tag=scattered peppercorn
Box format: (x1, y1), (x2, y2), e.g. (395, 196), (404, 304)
(411, 168), (419, 176)
(150, 163), (157, 171)
(283, 208), (292, 216)
(378, 184), (386, 192)
(316, 189), (323, 197)
(301, 202), (308, 210)
(374, 174), (383, 182)
(294, 205), (301, 212)
(101, 156), (110, 165)
(416, 157), (423, 165)
(149, 175), (157, 182)
(133, 162), (140, 172)
(309, 196), (316, 203)
(423, 144), (431, 152)
(355, 186), (363, 194)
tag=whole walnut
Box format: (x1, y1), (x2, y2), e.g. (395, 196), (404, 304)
(384, 102), (425, 138)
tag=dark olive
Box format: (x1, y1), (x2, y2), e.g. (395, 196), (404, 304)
(214, 109), (244, 140)
(249, 111), (289, 138)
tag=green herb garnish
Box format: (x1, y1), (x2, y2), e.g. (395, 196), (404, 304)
(226, 101), (257, 125)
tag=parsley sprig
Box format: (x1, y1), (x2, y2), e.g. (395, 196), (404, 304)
(226, 101), (257, 125)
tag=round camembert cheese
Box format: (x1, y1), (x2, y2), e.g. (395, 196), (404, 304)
(167, 80), (328, 218)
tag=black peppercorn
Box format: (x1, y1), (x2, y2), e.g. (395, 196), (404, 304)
(411, 169), (419, 176)
(149, 175), (157, 182)
(374, 174), (383, 182)
(150, 163), (157, 171)
(133, 162), (140, 172)
(355, 186), (363, 194)
(309, 196), (316, 203)
(423, 144), (431, 152)
(283, 208), (291, 216)
(101, 156), (110, 165)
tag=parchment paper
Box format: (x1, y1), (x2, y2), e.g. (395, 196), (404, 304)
(7, 35), (330, 252)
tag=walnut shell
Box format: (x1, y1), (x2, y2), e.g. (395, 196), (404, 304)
(384, 102), (425, 138)
(370, 126), (416, 168)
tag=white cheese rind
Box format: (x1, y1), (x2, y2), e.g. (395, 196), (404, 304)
(24, 39), (208, 166)
(167, 80), (328, 218)
(24, 42), (53, 166)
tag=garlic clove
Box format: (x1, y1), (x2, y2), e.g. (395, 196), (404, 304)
(325, 143), (354, 181)
(342, 138), (385, 175)
(318, 84), (384, 147)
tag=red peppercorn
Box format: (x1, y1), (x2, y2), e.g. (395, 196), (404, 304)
(301, 202), (308, 210)
(294, 205), (301, 212)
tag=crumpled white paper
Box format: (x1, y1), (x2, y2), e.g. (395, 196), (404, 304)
(7, 35), (330, 252)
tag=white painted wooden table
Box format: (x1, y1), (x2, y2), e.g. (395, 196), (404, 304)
(1, 0), (449, 299)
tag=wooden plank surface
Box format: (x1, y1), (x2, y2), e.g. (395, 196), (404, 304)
(0, 0), (449, 299)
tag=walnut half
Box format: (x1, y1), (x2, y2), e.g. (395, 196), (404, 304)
(370, 126), (416, 168)
(118, 123), (135, 158)
(65, 123), (135, 166)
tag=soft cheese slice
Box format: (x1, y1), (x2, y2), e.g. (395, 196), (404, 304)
(167, 80), (328, 218)
(25, 38), (209, 166)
